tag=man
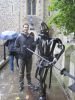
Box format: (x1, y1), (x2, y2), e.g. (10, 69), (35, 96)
(15, 23), (36, 91)
(5, 38), (19, 72)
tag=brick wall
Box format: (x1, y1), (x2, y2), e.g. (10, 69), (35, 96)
(0, 0), (20, 33)
(0, 0), (49, 33)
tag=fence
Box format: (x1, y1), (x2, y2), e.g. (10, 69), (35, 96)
(53, 43), (75, 100)
(0, 40), (8, 68)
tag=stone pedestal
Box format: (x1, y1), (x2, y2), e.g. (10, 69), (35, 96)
(69, 51), (75, 100)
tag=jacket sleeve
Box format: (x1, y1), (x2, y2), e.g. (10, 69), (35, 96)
(15, 36), (21, 53)
(30, 41), (36, 52)
(4, 40), (9, 46)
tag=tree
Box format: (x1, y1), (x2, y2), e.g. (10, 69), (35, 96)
(48, 0), (75, 36)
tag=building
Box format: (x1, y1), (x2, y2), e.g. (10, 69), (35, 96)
(0, 0), (50, 33)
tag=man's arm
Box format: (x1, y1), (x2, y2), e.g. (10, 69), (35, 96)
(30, 41), (36, 52)
(15, 36), (21, 53)
(4, 40), (9, 46)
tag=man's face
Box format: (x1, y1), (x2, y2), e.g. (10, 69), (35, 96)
(23, 24), (29, 33)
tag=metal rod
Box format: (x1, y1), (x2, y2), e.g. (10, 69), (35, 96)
(27, 48), (75, 80)
(27, 48), (51, 64)
(27, 48), (61, 70)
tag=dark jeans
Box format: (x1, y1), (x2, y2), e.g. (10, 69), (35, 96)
(9, 52), (19, 71)
(15, 55), (19, 68)
(18, 57), (32, 87)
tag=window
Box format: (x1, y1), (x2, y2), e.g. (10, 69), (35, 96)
(27, 0), (36, 15)
(27, 0), (31, 15)
(32, 0), (36, 15)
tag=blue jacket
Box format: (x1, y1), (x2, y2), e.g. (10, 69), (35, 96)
(5, 38), (16, 55)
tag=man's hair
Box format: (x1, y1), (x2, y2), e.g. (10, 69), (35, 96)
(30, 32), (34, 37)
(23, 23), (29, 27)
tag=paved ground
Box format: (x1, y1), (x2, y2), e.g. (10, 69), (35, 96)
(0, 55), (69, 100)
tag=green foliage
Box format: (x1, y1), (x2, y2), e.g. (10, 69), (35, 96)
(48, 0), (75, 34)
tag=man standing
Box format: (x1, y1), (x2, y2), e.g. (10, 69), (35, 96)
(5, 38), (18, 72)
(15, 23), (36, 91)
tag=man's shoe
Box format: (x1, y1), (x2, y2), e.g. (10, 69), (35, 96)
(28, 83), (34, 89)
(10, 70), (14, 73)
(19, 86), (24, 92)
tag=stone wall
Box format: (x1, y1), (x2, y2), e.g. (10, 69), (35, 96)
(0, 0), (20, 33)
(0, 0), (49, 33)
